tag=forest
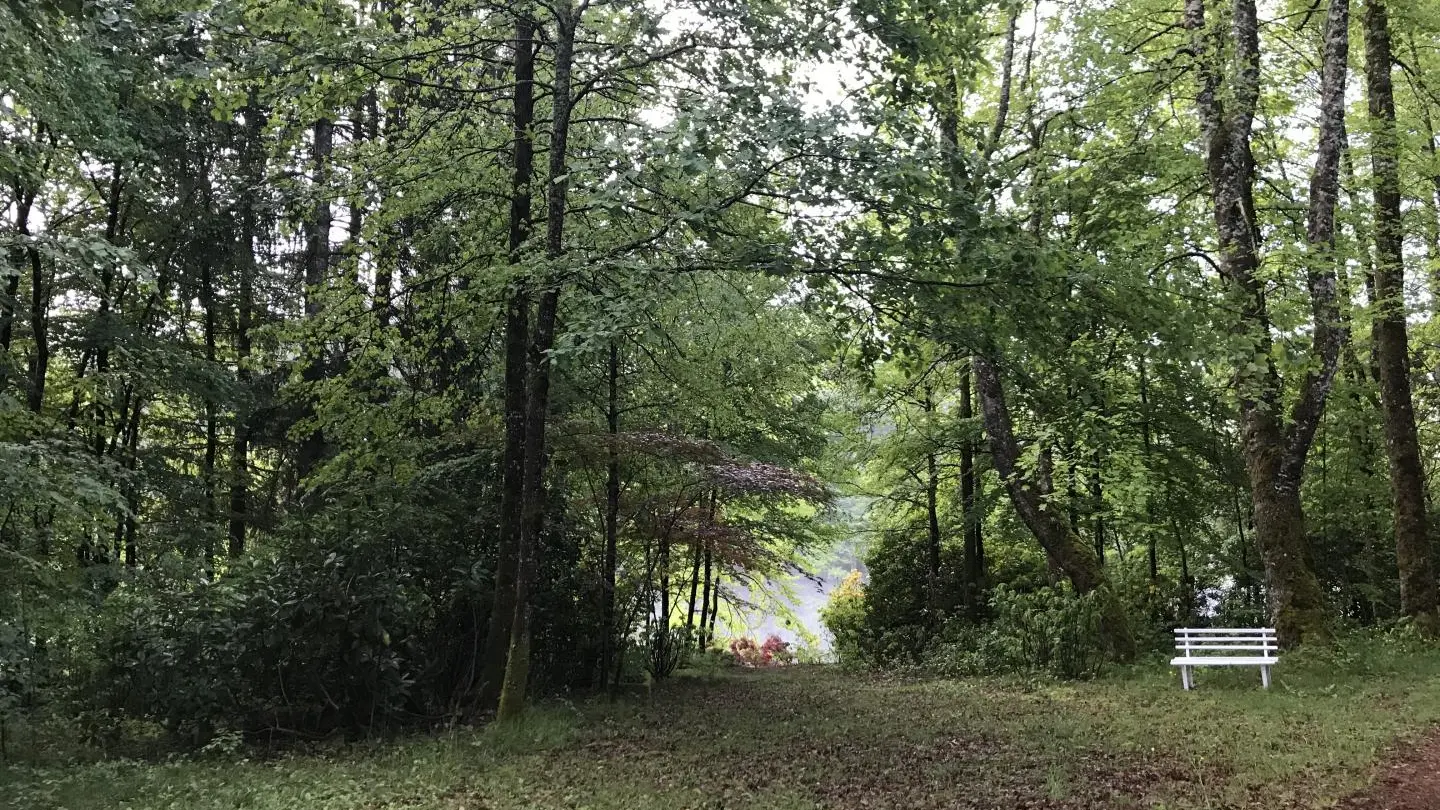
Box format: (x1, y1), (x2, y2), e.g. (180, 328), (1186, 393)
(9, 0), (1440, 807)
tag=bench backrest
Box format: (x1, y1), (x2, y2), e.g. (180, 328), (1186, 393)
(1174, 627), (1277, 658)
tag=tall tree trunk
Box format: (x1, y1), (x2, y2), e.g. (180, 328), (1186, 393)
(1407, 36), (1440, 303)
(229, 97), (264, 559)
(1364, 0), (1440, 632)
(972, 352), (1134, 657)
(925, 447), (942, 599)
(972, 356), (1100, 589)
(87, 166), (124, 440)
(498, 2), (576, 721)
(1, 189), (35, 363)
(1338, 134), (1385, 622)
(963, 10), (1124, 644)
(348, 94), (368, 282)
(295, 118), (333, 483)
(698, 547), (713, 648)
(1186, 0), (1339, 646)
(1420, 112), (1440, 303)
(0, 263), (17, 360)
(375, 60), (407, 330)
(1138, 354), (1159, 581)
(600, 340), (620, 687)
(1090, 452), (1104, 565)
(25, 239), (46, 412)
(687, 491), (719, 646)
(24, 181), (49, 413)
(304, 121), (332, 318)
(982, 7), (1018, 162)
(478, 10), (539, 712)
(1065, 431), (1080, 539)
(946, 13), (1008, 624)
(201, 253), (218, 563)
(121, 401), (142, 567)
(959, 364), (984, 619)
(708, 567), (721, 641)
(193, 164), (219, 565)
(921, 385), (941, 605)
(686, 539), (702, 636)
(658, 532), (672, 629)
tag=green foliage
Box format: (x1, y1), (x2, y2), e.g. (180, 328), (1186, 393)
(96, 550), (431, 744)
(819, 570), (867, 666)
(676, 647), (735, 679)
(0, 620), (34, 731)
(644, 627), (690, 680)
(5, 0), (1440, 777)
(829, 575), (1113, 679)
(923, 585), (1107, 680)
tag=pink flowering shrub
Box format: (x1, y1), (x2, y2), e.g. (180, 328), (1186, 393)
(728, 634), (795, 667)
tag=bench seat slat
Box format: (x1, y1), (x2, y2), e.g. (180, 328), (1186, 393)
(1170, 656), (1277, 666)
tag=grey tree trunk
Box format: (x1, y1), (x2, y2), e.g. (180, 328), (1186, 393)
(294, 118), (333, 482)
(600, 340), (621, 687)
(478, 10), (538, 713)
(1364, 0), (1440, 632)
(498, 0), (578, 721)
(958, 365), (984, 619)
(1186, 0), (1343, 646)
(229, 96), (264, 559)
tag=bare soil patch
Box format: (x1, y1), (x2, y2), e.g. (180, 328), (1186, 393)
(1338, 728), (1440, 810)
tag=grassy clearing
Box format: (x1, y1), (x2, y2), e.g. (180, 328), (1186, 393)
(5, 638), (1440, 809)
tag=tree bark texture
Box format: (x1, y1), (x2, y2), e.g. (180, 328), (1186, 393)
(229, 98), (264, 558)
(1186, 0), (1337, 646)
(479, 10), (538, 713)
(1364, 0), (1440, 630)
(498, 1), (576, 721)
(959, 364), (985, 619)
(294, 118), (333, 482)
(600, 340), (620, 687)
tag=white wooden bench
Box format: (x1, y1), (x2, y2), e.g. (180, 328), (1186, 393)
(1170, 627), (1278, 690)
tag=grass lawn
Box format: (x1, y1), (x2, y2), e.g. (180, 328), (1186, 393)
(5, 639), (1440, 809)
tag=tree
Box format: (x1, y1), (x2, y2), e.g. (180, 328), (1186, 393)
(1184, 0), (1342, 646)
(1364, 0), (1440, 633)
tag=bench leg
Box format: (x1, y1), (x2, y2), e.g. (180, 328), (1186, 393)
(1261, 665), (1270, 689)
(1180, 665), (1191, 691)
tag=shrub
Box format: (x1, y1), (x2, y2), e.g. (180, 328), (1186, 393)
(683, 647), (735, 677)
(728, 634), (794, 667)
(762, 635), (795, 665)
(820, 567), (1123, 679)
(96, 551), (431, 744)
(923, 585), (1107, 679)
(819, 570), (868, 666)
(645, 627), (690, 680)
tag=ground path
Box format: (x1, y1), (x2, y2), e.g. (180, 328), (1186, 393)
(1340, 729), (1440, 810)
(8, 660), (1440, 809)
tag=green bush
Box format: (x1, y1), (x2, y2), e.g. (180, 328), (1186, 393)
(832, 579), (1110, 680)
(819, 571), (868, 666)
(645, 627), (691, 680)
(680, 647), (735, 677)
(989, 584), (1106, 678)
(96, 551), (432, 744)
